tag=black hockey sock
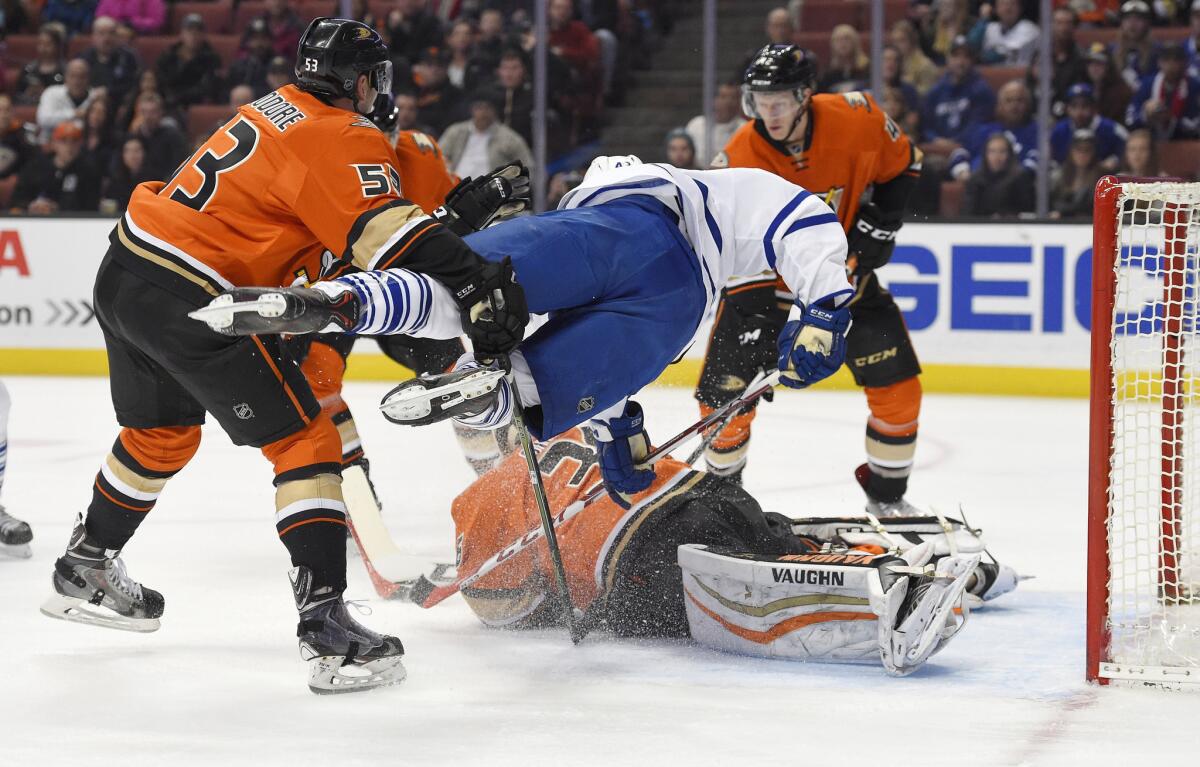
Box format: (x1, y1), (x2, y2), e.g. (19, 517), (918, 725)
(85, 437), (179, 550)
(275, 473), (348, 594)
(855, 462), (910, 504)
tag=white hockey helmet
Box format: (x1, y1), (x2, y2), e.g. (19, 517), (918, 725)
(583, 154), (643, 182)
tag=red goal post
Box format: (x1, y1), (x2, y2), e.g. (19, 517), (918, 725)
(1088, 175), (1200, 689)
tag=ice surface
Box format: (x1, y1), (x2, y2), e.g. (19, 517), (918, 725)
(2, 377), (1198, 766)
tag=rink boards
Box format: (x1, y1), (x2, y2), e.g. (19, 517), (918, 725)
(0, 217), (1100, 396)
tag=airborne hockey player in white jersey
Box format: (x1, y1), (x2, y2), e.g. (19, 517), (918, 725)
(0, 380), (32, 558)
(194, 157), (854, 507)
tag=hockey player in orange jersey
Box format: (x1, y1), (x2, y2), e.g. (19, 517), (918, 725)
(699, 44), (925, 515)
(445, 429), (1015, 675)
(39, 18), (528, 694)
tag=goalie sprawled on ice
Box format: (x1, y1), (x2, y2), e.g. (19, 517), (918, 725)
(436, 428), (1017, 676)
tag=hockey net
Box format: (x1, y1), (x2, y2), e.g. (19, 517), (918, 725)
(1089, 176), (1200, 688)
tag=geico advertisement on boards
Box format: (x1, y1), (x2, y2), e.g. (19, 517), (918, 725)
(877, 222), (1096, 370)
(0, 218), (1108, 372)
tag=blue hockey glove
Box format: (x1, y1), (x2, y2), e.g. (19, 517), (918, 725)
(778, 292), (852, 389)
(593, 401), (654, 509)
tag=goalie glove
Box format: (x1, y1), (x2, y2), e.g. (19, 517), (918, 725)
(593, 401), (654, 509)
(847, 203), (901, 275)
(432, 162), (532, 236)
(453, 256), (529, 358)
(777, 291), (852, 389)
(188, 284), (359, 336)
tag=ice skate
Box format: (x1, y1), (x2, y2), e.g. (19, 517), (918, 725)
(962, 559), (1020, 608)
(0, 504), (33, 559)
(380, 363), (508, 427)
(189, 285), (360, 336)
(875, 542), (979, 676)
(855, 463), (921, 517)
(40, 516), (163, 632)
(291, 566), (407, 694)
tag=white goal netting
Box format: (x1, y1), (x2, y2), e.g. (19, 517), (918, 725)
(1105, 182), (1200, 679)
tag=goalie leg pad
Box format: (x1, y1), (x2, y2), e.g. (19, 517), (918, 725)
(679, 544), (892, 665)
(679, 541), (978, 675)
(872, 541), (979, 676)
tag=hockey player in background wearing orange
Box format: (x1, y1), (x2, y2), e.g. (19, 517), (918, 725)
(38, 18), (528, 694)
(445, 429), (1015, 675)
(700, 44), (925, 515)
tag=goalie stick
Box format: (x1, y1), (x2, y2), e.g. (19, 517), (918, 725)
(408, 370), (782, 609)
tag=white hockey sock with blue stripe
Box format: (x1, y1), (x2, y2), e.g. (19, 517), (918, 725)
(320, 269), (463, 338)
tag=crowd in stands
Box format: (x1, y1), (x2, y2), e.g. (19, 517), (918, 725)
(4, 0), (1198, 221)
(659, 0), (1200, 220)
(0, 0), (674, 214)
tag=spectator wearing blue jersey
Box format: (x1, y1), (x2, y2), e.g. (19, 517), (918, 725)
(1128, 42), (1200, 140)
(1051, 84), (1127, 170)
(950, 79), (1037, 180)
(921, 35), (995, 154)
(1111, 1), (1159, 91)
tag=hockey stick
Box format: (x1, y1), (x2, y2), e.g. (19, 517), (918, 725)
(507, 378), (587, 644)
(684, 368), (770, 467)
(409, 369), (782, 609)
(341, 463), (451, 599)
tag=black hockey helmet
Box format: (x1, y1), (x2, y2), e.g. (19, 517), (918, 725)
(295, 17), (392, 110)
(741, 44), (817, 119)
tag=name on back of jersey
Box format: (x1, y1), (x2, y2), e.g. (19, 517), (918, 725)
(250, 92), (308, 133)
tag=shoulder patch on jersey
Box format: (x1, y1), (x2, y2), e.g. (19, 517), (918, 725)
(710, 151), (729, 169)
(841, 91), (871, 111)
(408, 131), (438, 154)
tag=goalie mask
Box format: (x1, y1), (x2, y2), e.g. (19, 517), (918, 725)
(741, 44), (816, 140)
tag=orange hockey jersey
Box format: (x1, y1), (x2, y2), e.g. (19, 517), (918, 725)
(451, 429), (701, 627)
(714, 91), (920, 229)
(113, 85), (451, 301)
(392, 129), (457, 214)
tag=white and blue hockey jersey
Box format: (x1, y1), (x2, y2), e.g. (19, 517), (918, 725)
(558, 161), (852, 323)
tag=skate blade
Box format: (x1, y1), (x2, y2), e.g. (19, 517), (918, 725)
(379, 369), (506, 424)
(39, 593), (161, 633)
(307, 654), (407, 695)
(0, 543), (32, 559)
(187, 293), (287, 329)
(886, 554), (980, 676)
